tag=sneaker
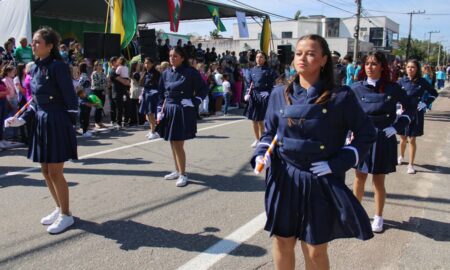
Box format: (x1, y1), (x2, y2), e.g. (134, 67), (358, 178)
(250, 140), (259, 148)
(397, 156), (403, 165)
(407, 165), (416, 174)
(0, 141), (6, 149)
(371, 215), (383, 233)
(46, 214), (74, 234)
(164, 171), (179, 180)
(81, 131), (93, 138)
(148, 132), (160, 140)
(40, 207), (60, 225)
(176, 174), (188, 187)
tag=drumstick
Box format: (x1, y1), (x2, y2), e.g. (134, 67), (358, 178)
(12, 98), (33, 119)
(255, 135), (278, 174)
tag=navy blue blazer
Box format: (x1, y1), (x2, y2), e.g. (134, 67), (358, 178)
(351, 80), (413, 131)
(253, 81), (377, 174)
(398, 76), (438, 107)
(23, 57), (78, 123)
(159, 65), (208, 106)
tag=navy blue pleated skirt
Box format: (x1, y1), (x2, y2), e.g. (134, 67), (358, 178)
(265, 154), (374, 245)
(245, 93), (270, 121)
(158, 103), (197, 141)
(28, 110), (78, 163)
(397, 110), (424, 137)
(139, 89), (159, 115)
(356, 129), (397, 175)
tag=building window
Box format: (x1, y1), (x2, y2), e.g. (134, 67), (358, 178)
(369, 27), (384, 47)
(281, 32), (293, 39)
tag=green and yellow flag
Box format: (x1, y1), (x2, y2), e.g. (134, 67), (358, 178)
(260, 16), (271, 55)
(207, 5), (226, 32)
(111, 0), (137, 48)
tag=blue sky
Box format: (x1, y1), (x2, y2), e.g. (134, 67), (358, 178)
(149, 0), (450, 48)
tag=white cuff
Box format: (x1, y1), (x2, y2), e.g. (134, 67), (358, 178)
(258, 142), (271, 148)
(195, 96), (203, 102)
(67, 110), (79, 113)
(343, 146), (359, 167)
(29, 104), (36, 112)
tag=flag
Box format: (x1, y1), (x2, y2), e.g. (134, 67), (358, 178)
(236, 11), (249, 38)
(111, 0), (137, 49)
(168, 0), (183, 32)
(207, 5), (226, 32)
(260, 16), (271, 55)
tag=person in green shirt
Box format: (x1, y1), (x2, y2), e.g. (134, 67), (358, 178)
(13, 37), (33, 64)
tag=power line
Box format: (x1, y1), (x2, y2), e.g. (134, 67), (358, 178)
(225, 0), (293, 20)
(316, 0), (354, 15)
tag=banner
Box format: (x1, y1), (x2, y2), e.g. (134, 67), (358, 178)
(168, 0), (183, 32)
(111, 0), (137, 48)
(207, 5), (227, 32)
(236, 11), (249, 38)
(0, 0), (32, 48)
(260, 17), (271, 55)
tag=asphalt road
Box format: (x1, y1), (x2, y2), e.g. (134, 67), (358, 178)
(1, 87), (449, 270)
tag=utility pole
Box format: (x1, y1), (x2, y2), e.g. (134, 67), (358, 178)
(405, 10), (425, 60)
(427, 30), (440, 63)
(353, 0), (362, 62)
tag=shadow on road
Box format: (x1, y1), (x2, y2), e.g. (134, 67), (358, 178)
(424, 111), (450, 123)
(384, 217), (450, 241)
(72, 157), (152, 166)
(366, 191), (450, 205)
(74, 218), (267, 256)
(0, 177), (78, 189)
(196, 135), (230, 139)
(414, 164), (450, 175)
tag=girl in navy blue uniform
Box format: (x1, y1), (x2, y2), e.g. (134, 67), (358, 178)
(158, 47), (207, 187)
(5, 27), (78, 234)
(397, 59), (439, 174)
(245, 51), (277, 147)
(139, 57), (161, 140)
(252, 35), (376, 270)
(351, 52), (413, 233)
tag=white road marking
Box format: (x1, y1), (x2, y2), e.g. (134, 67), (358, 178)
(177, 212), (266, 270)
(0, 119), (246, 179)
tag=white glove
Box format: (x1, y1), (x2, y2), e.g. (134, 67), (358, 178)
(259, 91), (269, 98)
(181, 99), (194, 107)
(254, 155), (271, 175)
(244, 94), (250, 102)
(417, 101), (427, 111)
(396, 108), (403, 115)
(4, 117), (26, 128)
(156, 112), (164, 122)
(310, 161), (332, 176)
(383, 126), (397, 138)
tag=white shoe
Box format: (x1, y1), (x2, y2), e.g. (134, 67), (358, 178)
(250, 140), (259, 148)
(145, 131), (152, 138)
(407, 165), (416, 174)
(176, 174), (188, 187)
(40, 207), (60, 225)
(47, 214), (74, 234)
(371, 215), (383, 233)
(164, 171), (179, 180)
(148, 132), (160, 140)
(397, 156), (403, 165)
(81, 131), (93, 138)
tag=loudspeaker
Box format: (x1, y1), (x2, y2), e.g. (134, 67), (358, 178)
(104, 33), (121, 58)
(138, 29), (157, 62)
(83, 32), (121, 59)
(84, 33), (104, 59)
(277, 45), (293, 65)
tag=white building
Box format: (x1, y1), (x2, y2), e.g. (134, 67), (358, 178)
(195, 15), (399, 59)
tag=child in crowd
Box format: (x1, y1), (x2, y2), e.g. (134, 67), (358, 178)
(0, 78), (8, 148)
(222, 74), (232, 115)
(129, 62), (142, 126)
(91, 61), (107, 128)
(116, 57), (130, 82)
(2, 65), (17, 113)
(77, 89), (97, 137)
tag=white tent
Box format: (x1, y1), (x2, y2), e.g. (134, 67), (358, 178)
(0, 0), (32, 47)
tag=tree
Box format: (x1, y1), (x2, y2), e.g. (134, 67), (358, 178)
(294, 10), (307, 20)
(209, 29), (222, 39)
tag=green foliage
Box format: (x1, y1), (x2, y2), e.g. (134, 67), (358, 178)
(394, 38), (448, 65)
(209, 29), (222, 39)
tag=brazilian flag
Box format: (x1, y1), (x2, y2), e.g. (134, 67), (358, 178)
(112, 0), (137, 49)
(207, 5), (227, 32)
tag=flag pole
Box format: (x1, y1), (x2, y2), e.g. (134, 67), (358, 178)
(105, 0), (111, 33)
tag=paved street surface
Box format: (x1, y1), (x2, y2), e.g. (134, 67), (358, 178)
(1, 88), (449, 270)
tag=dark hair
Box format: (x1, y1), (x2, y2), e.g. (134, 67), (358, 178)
(144, 57), (154, 64)
(3, 41), (12, 51)
(130, 61), (139, 74)
(344, 54), (353, 62)
(284, 34), (335, 124)
(76, 88), (85, 96)
(35, 26), (62, 60)
(118, 56), (127, 66)
(17, 63), (26, 84)
(1, 64), (15, 78)
(358, 51), (391, 93)
(406, 59), (422, 82)
(78, 62), (88, 74)
(170, 46), (189, 66)
(222, 74), (229, 80)
(109, 56), (118, 65)
(140, 58), (160, 86)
